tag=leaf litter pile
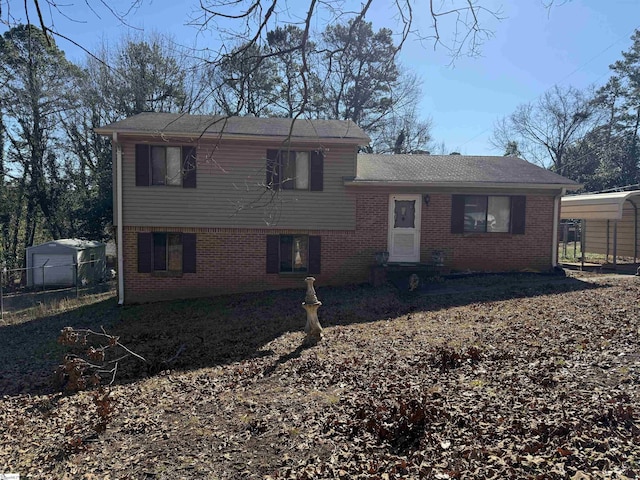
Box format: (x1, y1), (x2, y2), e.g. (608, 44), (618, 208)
(1, 274), (639, 479)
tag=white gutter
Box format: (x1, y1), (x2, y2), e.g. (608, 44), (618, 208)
(93, 129), (369, 145)
(114, 133), (124, 305)
(344, 180), (580, 191)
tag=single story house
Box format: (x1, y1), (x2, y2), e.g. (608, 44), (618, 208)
(26, 239), (106, 288)
(95, 113), (579, 304)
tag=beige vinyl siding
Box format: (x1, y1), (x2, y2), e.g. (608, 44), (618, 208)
(561, 202), (622, 220)
(584, 202), (639, 257)
(120, 138), (358, 230)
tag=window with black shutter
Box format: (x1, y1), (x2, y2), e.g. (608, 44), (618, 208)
(137, 232), (197, 273)
(135, 144), (197, 188)
(265, 149), (323, 191)
(266, 234), (321, 274)
(451, 195), (526, 234)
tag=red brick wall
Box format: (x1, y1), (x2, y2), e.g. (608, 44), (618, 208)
(122, 192), (556, 302)
(418, 193), (555, 272)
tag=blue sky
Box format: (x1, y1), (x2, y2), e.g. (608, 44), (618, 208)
(7, 0), (640, 155)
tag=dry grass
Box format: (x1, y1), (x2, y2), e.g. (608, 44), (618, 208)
(1, 290), (116, 326)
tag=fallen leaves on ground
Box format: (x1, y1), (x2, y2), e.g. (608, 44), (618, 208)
(1, 274), (638, 479)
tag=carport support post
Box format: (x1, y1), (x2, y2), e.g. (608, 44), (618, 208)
(613, 220), (618, 270)
(75, 260), (79, 298)
(581, 220), (585, 270)
(634, 202), (638, 263)
(606, 220), (610, 264)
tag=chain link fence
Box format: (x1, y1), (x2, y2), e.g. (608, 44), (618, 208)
(0, 259), (115, 319)
(558, 220), (582, 260)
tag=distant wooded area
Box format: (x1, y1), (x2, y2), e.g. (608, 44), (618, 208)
(1, 21), (639, 269)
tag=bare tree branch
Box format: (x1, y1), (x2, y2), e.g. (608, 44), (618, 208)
(491, 85), (598, 174)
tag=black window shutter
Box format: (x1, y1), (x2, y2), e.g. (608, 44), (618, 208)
(511, 196), (527, 234)
(266, 235), (280, 273)
(182, 233), (197, 273)
(135, 144), (150, 186)
(137, 232), (153, 272)
(310, 151), (324, 191)
(308, 236), (321, 274)
(153, 233), (167, 271)
(182, 147), (197, 189)
(280, 235), (293, 270)
(451, 195), (466, 234)
(266, 150), (279, 190)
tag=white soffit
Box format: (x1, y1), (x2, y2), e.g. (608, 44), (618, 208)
(561, 190), (640, 220)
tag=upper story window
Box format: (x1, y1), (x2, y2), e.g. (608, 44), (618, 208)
(152, 146), (182, 186)
(266, 149), (323, 191)
(451, 195), (526, 234)
(135, 144), (197, 188)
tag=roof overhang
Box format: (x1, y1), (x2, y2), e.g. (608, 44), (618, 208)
(344, 179), (579, 191)
(94, 128), (368, 145)
(561, 190), (640, 220)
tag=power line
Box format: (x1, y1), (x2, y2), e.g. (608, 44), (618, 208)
(458, 25), (639, 151)
(585, 183), (640, 194)
(553, 29), (634, 87)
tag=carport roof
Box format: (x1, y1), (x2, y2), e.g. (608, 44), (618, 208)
(561, 190), (640, 220)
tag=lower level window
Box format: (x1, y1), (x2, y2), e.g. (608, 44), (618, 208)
(451, 195), (526, 235)
(266, 234), (321, 274)
(280, 235), (309, 272)
(153, 233), (182, 271)
(464, 195), (511, 233)
(137, 232), (197, 274)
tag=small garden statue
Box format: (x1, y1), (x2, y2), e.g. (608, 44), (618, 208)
(302, 277), (323, 344)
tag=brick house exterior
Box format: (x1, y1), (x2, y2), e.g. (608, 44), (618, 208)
(97, 113), (578, 304)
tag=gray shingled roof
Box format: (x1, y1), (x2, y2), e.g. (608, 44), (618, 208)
(96, 112), (370, 142)
(354, 154), (579, 186)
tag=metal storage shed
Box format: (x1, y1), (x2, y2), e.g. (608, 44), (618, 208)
(26, 239), (106, 288)
(561, 191), (640, 267)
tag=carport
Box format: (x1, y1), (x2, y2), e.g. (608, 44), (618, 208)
(561, 190), (640, 269)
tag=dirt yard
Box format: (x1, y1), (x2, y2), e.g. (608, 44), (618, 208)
(0, 273), (638, 479)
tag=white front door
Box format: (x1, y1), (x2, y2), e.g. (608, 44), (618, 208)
(388, 194), (421, 263)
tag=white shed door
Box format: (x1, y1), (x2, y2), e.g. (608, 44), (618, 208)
(388, 194), (422, 263)
(32, 253), (75, 286)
